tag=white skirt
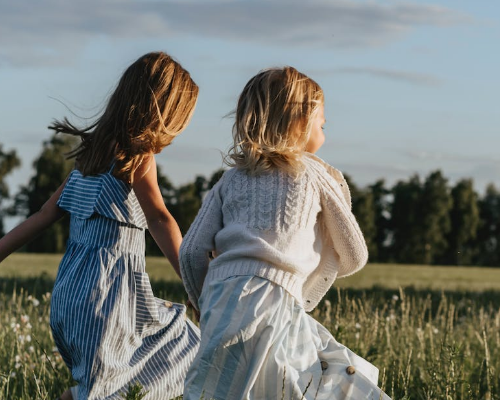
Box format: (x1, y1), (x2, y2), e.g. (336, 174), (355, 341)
(184, 275), (391, 400)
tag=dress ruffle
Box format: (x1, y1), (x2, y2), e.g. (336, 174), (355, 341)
(57, 169), (148, 229)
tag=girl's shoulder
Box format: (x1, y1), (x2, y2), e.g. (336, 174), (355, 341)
(303, 153), (345, 181)
(303, 153), (351, 208)
(57, 168), (147, 228)
(212, 167), (241, 189)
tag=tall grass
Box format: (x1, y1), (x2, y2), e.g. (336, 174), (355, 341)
(317, 287), (500, 399)
(0, 276), (499, 399)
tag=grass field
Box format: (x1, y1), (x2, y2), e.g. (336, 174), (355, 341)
(4, 253), (500, 291)
(1, 253), (500, 399)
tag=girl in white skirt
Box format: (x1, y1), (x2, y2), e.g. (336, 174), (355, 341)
(180, 67), (391, 399)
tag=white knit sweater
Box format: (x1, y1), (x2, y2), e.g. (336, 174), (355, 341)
(179, 154), (368, 312)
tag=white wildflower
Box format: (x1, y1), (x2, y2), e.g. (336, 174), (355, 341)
(20, 315), (29, 324)
(28, 346), (35, 353)
(355, 322), (361, 330)
(10, 372), (16, 378)
(392, 295), (399, 301)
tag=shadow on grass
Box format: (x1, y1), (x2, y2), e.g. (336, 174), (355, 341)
(325, 284), (500, 317)
(2, 274), (500, 317)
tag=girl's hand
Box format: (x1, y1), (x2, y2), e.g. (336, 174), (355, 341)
(0, 176), (68, 262)
(186, 300), (200, 322)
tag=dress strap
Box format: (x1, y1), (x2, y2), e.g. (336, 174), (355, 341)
(108, 161), (116, 174)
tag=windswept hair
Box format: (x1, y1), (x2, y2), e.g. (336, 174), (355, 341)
(227, 66), (323, 175)
(49, 52), (199, 183)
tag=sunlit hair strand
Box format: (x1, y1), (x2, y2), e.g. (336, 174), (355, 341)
(49, 51), (199, 183)
(226, 66), (323, 175)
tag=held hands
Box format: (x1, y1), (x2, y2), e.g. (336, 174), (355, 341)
(186, 300), (200, 322)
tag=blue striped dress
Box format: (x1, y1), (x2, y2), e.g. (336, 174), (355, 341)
(50, 169), (200, 400)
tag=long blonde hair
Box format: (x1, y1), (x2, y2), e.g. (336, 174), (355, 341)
(227, 66), (324, 175)
(50, 52), (199, 182)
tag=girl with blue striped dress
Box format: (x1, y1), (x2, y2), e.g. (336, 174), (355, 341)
(180, 67), (392, 399)
(0, 52), (200, 400)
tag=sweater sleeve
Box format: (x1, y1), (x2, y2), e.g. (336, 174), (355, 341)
(302, 161), (368, 311)
(179, 179), (224, 311)
(319, 174), (368, 278)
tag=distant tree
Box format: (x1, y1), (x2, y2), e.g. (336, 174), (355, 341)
(369, 179), (390, 262)
(173, 169), (226, 235)
(208, 168), (226, 190)
(441, 179), (479, 265)
(145, 167), (226, 256)
(194, 176), (207, 200)
(157, 167), (178, 208)
(12, 134), (77, 252)
(474, 184), (500, 267)
(419, 171), (452, 264)
(173, 180), (204, 235)
(0, 144), (21, 235)
(345, 175), (377, 259)
(388, 175), (423, 263)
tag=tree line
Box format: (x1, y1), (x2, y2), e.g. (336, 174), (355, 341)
(1, 135), (499, 267)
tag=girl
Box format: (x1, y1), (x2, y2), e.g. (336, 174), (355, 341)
(0, 52), (200, 400)
(179, 67), (391, 399)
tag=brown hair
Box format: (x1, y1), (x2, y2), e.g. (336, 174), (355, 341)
(226, 66), (323, 175)
(50, 51), (199, 182)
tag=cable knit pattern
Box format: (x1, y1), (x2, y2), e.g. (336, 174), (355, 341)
(179, 153), (368, 312)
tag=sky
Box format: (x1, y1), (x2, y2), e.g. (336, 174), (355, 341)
(1, 0), (499, 204)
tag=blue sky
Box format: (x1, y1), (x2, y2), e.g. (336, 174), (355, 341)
(1, 0), (499, 199)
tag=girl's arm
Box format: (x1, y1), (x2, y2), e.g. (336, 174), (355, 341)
(0, 178), (68, 263)
(320, 185), (368, 277)
(132, 155), (183, 278)
(302, 175), (367, 312)
(307, 155), (368, 276)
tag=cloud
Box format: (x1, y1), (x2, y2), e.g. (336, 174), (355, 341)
(0, 0), (470, 67)
(328, 160), (415, 187)
(406, 150), (500, 165)
(332, 67), (442, 87)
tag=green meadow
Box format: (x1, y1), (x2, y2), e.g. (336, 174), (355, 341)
(4, 253), (500, 291)
(1, 254), (499, 399)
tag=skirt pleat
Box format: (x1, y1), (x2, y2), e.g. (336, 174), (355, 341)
(184, 275), (391, 400)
